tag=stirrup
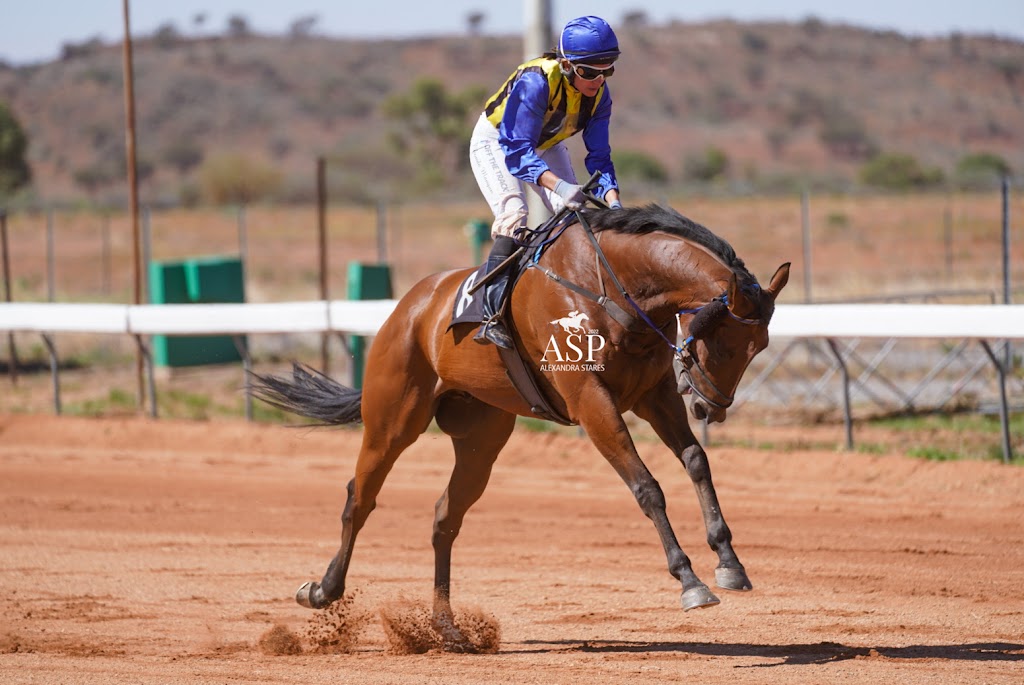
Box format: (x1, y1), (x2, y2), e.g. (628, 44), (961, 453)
(474, 318), (513, 350)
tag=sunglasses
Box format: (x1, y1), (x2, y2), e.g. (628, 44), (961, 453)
(572, 63), (615, 81)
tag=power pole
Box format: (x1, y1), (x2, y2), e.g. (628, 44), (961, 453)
(121, 0), (145, 411)
(523, 0), (553, 228)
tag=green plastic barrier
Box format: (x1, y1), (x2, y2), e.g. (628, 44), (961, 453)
(149, 256), (246, 368)
(346, 262), (393, 389)
(465, 218), (491, 264)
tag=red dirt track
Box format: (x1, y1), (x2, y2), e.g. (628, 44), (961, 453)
(1, 414), (1022, 683)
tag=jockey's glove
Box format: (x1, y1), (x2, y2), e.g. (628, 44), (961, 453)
(553, 180), (585, 210)
(608, 199), (623, 210)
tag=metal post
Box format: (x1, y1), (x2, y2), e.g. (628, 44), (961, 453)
(376, 202), (387, 263)
(943, 205), (953, 280)
(1003, 177), (1011, 307)
(1, 208), (19, 384)
(142, 207), (151, 302)
(524, 0), (553, 228)
(825, 338), (853, 450)
(801, 190), (812, 303)
(979, 340), (1013, 464)
(42, 334), (61, 415)
(234, 335), (253, 422)
(237, 203), (248, 270)
(1001, 177), (1012, 374)
(122, 0), (145, 412)
(316, 156), (329, 374)
(101, 213), (112, 295)
(134, 335), (158, 419)
(46, 209), (55, 302)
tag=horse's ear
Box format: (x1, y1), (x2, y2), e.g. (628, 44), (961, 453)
(726, 273), (757, 318)
(765, 262), (791, 298)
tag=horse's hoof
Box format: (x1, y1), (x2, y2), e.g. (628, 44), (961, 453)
(295, 581), (320, 609)
(680, 584), (721, 611)
(715, 567), (753, 592)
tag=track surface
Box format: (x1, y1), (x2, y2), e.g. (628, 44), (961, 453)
(1, 414), (1022, 683)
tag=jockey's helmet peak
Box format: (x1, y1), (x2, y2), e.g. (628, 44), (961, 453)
(558, 16), (620, 63)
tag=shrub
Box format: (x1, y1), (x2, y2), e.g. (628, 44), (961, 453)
(860, 152), (945, 190)
(683, 146), (729, 183)
(0, 101), (31, 196)
(199, 153), (282, 204)
(612, 150), (669, 184)
(955, 152), (1012, 189)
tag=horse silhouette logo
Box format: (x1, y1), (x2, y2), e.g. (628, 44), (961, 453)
(550, 310), (589, 333)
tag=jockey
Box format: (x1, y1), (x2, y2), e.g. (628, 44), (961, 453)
(469, 15), (622, 349)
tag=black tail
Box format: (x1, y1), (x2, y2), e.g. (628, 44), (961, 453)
(250, 362), (363, 425)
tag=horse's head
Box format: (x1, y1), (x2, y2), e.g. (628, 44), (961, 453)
(675, 262), (790, 423)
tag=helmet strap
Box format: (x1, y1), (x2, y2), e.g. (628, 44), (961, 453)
(558, 59), (577, 86)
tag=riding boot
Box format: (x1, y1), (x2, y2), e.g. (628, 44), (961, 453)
(473, 235), (517, 350)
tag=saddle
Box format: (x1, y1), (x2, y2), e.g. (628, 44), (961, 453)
(448, 216), (578, 426)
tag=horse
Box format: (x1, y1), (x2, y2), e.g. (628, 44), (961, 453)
(254, 204), (790, 652)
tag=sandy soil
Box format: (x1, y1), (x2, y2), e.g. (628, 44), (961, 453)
(1, 413), (1022, 684)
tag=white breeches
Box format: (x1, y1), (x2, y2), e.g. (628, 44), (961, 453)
(469, 114), (578, 238)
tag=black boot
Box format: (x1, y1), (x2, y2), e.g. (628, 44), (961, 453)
(474, 236), (516, 349)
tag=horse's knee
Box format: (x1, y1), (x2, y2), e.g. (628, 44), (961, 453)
(681, 445), (711, 482)
(631, 478), (667, 517)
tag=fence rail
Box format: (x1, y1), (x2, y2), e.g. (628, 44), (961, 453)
(2, 301), (1022, 460)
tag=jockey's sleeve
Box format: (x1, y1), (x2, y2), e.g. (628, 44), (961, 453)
(497, 70), (551, 185)
(583, 86), (619, 199)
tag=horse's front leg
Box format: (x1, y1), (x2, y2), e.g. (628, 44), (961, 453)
(571, 382), (720, 611)
(632, 376), (752, 592)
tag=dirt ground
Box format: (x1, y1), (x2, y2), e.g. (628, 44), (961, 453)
(1, 413), (1022, 684)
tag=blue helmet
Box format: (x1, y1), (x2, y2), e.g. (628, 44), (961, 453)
(558, 16), (620, 63)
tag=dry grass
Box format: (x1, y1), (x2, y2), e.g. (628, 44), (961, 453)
(4, 192), (1020, 305)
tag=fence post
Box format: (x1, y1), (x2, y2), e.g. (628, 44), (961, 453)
(801, 190), (812, 303)
(1, 208), (19, 384)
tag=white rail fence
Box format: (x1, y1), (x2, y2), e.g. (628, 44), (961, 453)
(2, 302), (1022, 460)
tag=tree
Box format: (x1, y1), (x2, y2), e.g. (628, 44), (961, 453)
(955, 152), (1012, 190)
(0, 102), (31, 197)
(289, 15), (319, 38)
(226, 14), (251, 38)
(465, 12), (485, 36)
(153, 22), (181, 49)
(383, 79), (485, 189)
(161, 140), (205, 177)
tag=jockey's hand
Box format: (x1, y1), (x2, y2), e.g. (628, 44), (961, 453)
(608, 199), (623, 210)
(553, 180), (585, 210)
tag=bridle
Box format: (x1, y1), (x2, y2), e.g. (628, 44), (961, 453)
(671, 293), (763, 410)
(522, 210), (766, 408)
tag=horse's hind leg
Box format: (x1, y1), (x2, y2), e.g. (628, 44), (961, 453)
(297, 362), (439, 610)
(430, 394), (515, 651)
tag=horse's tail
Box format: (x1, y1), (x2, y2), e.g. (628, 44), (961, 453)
(250, 362), (362, 425)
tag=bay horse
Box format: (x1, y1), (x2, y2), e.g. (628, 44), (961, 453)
(254, 204), (790, 652)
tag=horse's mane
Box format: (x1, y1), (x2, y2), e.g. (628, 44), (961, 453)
(581, 204), (755, 286)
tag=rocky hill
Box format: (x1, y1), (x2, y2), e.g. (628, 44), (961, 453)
(1, 18), (1022, 205)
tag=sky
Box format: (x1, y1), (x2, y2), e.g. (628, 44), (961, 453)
(1, 0), (1022, 65)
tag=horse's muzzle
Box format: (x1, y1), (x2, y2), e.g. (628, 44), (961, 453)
(690, 398), (727, 424)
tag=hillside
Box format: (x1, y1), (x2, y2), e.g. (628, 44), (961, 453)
(1, 18), (1022, 205)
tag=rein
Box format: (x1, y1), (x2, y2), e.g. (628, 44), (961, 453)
(530, 210), (764, 408)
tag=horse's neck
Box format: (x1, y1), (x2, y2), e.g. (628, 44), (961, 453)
(608, 232), (729, 307)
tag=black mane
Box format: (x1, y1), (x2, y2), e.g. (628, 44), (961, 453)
(581, 204), (754, 284)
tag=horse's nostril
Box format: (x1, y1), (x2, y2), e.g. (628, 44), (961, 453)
(691, 401), (708, 421)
